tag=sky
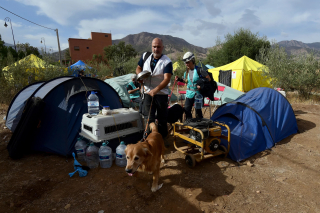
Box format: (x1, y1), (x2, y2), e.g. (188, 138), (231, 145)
(1, 0), (320, 53)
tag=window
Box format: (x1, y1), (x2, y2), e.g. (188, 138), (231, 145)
(86, 47), (89, 49)
(74, 46), (80, 51)
(105, 35), (108, 37)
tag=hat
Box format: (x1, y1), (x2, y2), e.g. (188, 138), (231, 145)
(132, 74), (137, 79)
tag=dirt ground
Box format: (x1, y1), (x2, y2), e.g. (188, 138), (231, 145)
(0, 99), (320, 213)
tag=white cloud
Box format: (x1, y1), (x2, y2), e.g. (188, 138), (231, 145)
(292, 12), (311, 23)
(202, 0), (221, 17)
(281, 32), (288, 37)
(77, 10), (170, 39)
(167, 24), (184, 33)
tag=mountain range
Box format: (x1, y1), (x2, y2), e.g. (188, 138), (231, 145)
(5, 32), (320, 61)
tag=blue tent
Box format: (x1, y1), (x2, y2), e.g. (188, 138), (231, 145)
(5, 76), (123, 156)
(211, 87), (298, 162)
(69, 60), (93, 76)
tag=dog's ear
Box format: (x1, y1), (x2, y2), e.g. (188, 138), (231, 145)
(143, 147), (153, 157)
(125, 144), (131, 154)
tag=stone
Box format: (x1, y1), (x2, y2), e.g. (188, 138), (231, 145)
(64, 204), (71, 209)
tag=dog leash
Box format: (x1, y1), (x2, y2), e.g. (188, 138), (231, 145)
(141, 95), (154, 142)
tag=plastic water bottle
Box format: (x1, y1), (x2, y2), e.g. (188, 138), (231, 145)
(75, 137), (87, 162)
(86, 142), (99, 169)
(88, 91), (99, 115)
(116, 141), (127, 167)
(99, 142), (112, 168)
(195, 93), (203, 109)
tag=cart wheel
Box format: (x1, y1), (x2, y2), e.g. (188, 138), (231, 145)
(185, 154), (196, 168)
(219, 145), (228, 158)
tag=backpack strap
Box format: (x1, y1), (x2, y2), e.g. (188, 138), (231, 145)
(143, 52), (152, 65)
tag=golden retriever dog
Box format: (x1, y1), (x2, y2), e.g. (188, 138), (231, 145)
(125, 122), (165, 192)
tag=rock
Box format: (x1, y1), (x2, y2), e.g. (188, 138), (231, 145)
(10, 202), (14, 207)
(98, 210), (104, 213)
(52, 209), (56, 211)
(275, 177), (287, 182)
(185, 177), (189, 180)
(64, 204), (71, 209)
(247, 161), (254, 167)
(256, 191), (261, 193)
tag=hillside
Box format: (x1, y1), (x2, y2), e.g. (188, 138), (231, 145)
(112, 32), (208, 60)
(278, 40), (320, 57)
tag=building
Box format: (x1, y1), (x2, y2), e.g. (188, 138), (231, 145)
(68, 32), (112, 62)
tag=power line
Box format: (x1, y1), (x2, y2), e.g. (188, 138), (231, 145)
(0, 6), (56, 31)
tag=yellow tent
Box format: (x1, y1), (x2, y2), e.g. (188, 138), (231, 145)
(208, 56), (272, 92)
(3, 54), (56, 71)
(173, 61), (181, 72)
(3, 54), (67, 81)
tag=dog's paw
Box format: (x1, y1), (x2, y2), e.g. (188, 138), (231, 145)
(151, 183), (163, 192)
(161, 159), (165, 164)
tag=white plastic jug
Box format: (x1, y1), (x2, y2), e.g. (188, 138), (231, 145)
(86, 142), (99, 169)
(115, 141), (127, 167)
(88, 91), (99, 115)
(99, 142), (112, 168)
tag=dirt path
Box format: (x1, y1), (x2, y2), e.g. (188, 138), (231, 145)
(0, 103), (319, 213)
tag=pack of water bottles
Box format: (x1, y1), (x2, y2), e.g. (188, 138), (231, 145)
(74, 137), (127, 169)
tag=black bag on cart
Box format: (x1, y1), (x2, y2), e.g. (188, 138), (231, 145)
(7, 97), (45, 159)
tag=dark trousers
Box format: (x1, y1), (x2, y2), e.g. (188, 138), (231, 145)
(184, 96), (203, 119)
(143, 94), (168, 139)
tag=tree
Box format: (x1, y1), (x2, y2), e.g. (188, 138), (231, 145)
(103, 41), (137, 76)
(257, 44), (320, 99)
(206, 28), (270, 67)
(64, 48), (71, 61)
(16, 43), (41, 58)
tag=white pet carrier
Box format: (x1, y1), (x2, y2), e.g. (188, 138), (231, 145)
(79, 108), (144, 142)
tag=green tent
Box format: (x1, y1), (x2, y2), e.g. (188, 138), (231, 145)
(105, 74), (177, 108)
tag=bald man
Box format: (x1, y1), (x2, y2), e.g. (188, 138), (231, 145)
(136, 38), (173, 142)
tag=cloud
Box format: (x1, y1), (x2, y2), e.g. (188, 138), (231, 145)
(167, 24), (184, 33)
(23, 33), (65, 52)
(238, 9), (261, 27)
(281, 32), (288, 37)
(202, 0), (221, 17)
(195, 19), (226, 31)
(77, 10), (170, 39)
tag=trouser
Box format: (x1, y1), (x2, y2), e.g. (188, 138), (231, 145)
(143, 94), (168, 139)
(184, 96), (203, 119)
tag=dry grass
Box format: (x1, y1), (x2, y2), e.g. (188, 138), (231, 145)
(286, 91), (320, 105)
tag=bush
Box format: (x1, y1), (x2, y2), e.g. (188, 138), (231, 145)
(0, 52), (67, 104)
(257, 44), (320, 99)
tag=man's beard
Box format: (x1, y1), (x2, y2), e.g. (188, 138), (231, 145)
(153, 52), (161, 58)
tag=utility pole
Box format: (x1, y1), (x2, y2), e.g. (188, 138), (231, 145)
(55, 28), (62, 65)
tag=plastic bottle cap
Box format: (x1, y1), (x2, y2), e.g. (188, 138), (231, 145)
(91, 91), (95, 94)
(103, 106), (109, 108)
(102, 142), (106, 146)
(120, 141), (125, 145)
(89, 143), (94, 146)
